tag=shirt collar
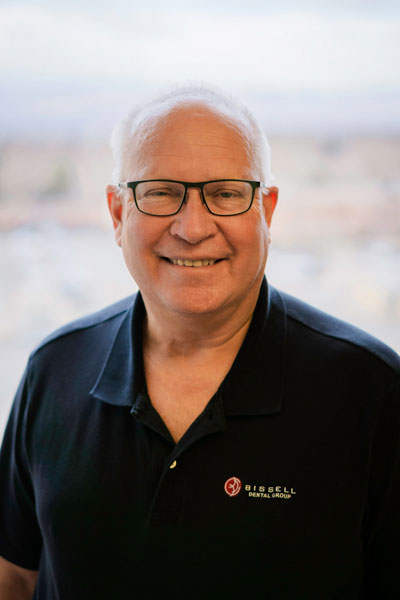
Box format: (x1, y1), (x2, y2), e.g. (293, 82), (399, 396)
(90, 278), (286, 416)
(89, 292), (146, 407)
(221, 279), (286, 416)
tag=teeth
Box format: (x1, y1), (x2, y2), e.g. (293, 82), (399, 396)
(171, 258), (217, 267)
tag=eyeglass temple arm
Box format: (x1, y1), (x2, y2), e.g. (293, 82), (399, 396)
(260, 182), (271, 194)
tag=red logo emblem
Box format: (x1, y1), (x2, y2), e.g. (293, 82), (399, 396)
(224, 477), (242, 497)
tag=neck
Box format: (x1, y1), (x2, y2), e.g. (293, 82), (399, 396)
(142, 288), (261, 358)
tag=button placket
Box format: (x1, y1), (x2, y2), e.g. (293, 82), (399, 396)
(149, 453), (183, 521)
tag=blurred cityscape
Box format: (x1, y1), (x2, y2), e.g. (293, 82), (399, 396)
(1, 134), (399, 434)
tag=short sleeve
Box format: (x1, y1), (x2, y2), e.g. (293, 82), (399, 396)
(363, 376), (400, 597)
(0, 361), (42, 569)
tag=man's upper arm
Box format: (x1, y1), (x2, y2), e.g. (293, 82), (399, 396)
(0, 555), (38, 599)
(363, 376), (400, 597)
(0, 363), (42, 570)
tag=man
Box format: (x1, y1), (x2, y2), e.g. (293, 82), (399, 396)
(0, 87), (399, 599)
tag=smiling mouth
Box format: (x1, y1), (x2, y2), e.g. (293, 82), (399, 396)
(163, 258), (222, 267)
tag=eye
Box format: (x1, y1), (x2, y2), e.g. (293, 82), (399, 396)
(135, 182), (184, 202)
(210, 187), (242, 198)
(144, 186), (179, 198)
(217, 190), (239, 198)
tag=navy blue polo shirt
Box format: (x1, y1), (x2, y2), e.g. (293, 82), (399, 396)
(0, 279), (399, 599)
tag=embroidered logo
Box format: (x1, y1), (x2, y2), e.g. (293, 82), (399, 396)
(224, 477), (242, 497)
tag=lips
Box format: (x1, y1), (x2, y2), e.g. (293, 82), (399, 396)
(163, 256), (222, 267)
(168, 258), (218, 267)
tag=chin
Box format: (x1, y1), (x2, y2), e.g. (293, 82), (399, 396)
(164, 287), (230, 316)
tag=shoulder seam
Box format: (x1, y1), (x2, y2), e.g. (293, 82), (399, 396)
(287, 310), (399, 375)
(275, 288), (400, 376)
(30, 304), (131, 358)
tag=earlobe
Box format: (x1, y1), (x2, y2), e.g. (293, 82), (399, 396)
(263, 186), (278, 227)
(106, 184), (123, 247)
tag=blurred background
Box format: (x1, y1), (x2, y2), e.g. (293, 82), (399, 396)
(1, 0), (399, 434)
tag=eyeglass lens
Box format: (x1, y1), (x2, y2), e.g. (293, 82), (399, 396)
(134, 181), (254, 215)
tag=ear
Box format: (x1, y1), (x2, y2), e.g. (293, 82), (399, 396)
(106, 184), (123, 247)
(262, 186), (278, 227)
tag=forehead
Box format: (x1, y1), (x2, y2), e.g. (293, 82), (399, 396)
(126, 105), (255, 180)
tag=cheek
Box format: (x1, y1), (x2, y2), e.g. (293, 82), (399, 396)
(257, 225), (270, 261)
(240, 213), (270, 257)
(247, 222), (270, 271)
(255, 209), (271, 249)
(119, 215), (146, 276)
(121, 210), (147, 250)
(120, 214), (166, 270)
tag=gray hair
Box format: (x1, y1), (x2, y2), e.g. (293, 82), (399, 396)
(110, 85), (274, 186)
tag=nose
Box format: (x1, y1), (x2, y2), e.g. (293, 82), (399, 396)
(169, 187), (218, 244)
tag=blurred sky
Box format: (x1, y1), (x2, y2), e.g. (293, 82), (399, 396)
(1, 0), (399, 138)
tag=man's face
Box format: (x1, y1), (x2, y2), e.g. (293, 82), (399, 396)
(107, 107), (278, 319)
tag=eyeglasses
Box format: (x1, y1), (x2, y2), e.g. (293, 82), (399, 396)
(118, 179), (268, 217)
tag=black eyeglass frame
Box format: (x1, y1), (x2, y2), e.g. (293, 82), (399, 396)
(118, 179), (268, 217)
